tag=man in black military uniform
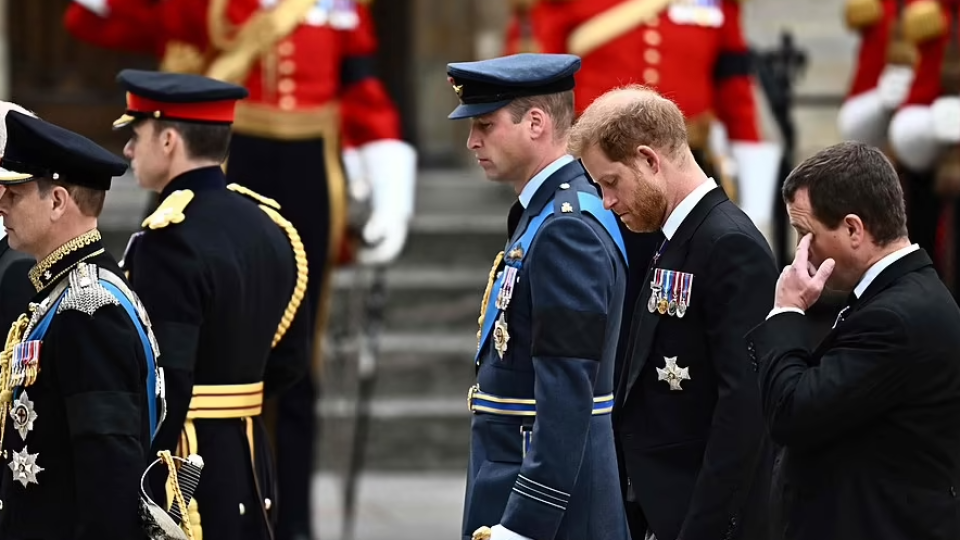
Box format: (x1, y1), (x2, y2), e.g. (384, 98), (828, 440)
(114, 69), (311, 540)
(448, 53), (632, 540)
(0, 109), (159, 539)
(571, 86), (777, 540)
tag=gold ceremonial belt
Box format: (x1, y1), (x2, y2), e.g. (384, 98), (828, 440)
(187, 381), (264, 419)
(467, 384), (614, 416)
(232, 101), (340, 140)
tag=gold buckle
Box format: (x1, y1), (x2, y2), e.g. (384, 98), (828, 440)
(467, 384), (479, 414)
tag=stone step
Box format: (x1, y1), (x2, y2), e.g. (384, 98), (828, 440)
(315, 332), (473, 471)
(319, 331), (476, 400)
(331, 267), (489, 333)
(316, 398), (469, 471)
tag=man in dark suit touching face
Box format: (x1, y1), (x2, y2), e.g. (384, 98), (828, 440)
(747, 141), (960, 540)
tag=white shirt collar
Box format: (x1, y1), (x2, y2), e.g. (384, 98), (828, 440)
(519, 154), (576, 208)
(853, 243), (920, 298)
(662, 178), (718, 240)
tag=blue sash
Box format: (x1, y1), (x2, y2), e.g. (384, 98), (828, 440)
(22, 281), (160, 442)
(476, 192), (627, 360)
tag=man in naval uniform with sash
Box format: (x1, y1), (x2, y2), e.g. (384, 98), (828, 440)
(0, 110), (161, 539)
(114, 69), (311, 540)
(448, 53), (631, 540)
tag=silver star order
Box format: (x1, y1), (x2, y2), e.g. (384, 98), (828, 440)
(10, 391), (37, 440)
(42, 270), (51, 280)
(9, 446), (44, 488)
(657, 356), (691, 391)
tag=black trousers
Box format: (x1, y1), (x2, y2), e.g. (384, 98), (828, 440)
(901, 169), (960, 300)
(226, 133), (341, 539)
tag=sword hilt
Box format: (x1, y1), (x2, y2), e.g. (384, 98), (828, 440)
(169, 454), (204, 525)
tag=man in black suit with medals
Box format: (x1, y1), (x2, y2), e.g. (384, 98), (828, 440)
(570, 85), (777, 540)
(746, 141), (960, 540)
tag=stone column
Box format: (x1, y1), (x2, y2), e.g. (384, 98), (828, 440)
(0, 0), (10, 100)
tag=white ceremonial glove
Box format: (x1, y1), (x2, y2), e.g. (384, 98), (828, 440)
(877, 64), (915, 110)
(354, 139), (418, 266)
(931, 96), (960, 144)
(889, 105), (941, 172)
(73, 0), (109, 16)
(730, 140), (783, 245)
(341, 147), (373, 206)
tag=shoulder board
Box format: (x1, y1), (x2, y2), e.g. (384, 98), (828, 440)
(227, 183), (281, 210)
(142, 190), (194, 230)
(844, 0), (882, 30)
(903, 0), (946, 44)
(56, 263), (120, 316)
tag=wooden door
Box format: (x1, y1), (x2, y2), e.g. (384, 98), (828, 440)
(8, 0), (157, 155)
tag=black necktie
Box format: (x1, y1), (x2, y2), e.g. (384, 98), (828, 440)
(507, 201), (524, 239)
(833, 291), (858, 329)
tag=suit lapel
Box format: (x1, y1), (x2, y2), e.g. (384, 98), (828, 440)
(810, 249), (933, 358)
(619, 188), (728, 407)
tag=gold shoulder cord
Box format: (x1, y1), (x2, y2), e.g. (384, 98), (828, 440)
(258, 205), (309, 347)
(476, 251), (504, 351)
(0, 314), (29, 456)
(226, 184), (307, 346)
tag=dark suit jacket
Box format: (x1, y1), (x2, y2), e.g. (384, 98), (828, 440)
(0, 236), (34, 332)
(746, 249), (960, 540)
(615, 186), (778, 540)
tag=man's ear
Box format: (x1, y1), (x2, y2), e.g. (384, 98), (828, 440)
(528, 108), (547, 139)
(49, 185), (71, 222)
(844, 213), (866, 249)
(636, 145), (661, 175)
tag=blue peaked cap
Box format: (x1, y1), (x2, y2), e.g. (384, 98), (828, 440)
(446, 53), (581, 119)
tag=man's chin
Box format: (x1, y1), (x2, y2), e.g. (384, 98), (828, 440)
(620, 214), (658, 234)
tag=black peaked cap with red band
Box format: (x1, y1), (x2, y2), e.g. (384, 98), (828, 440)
(113, 69), (249, 129)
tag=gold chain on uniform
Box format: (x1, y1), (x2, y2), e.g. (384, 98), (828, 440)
(476, 251), (504, 351)
(28, 229), (102, 291)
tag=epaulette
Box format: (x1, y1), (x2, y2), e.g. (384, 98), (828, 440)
(227, 183), (281, 210)
(142, 190), (194, 230)
(844, 0), (882, 30)
(240, 197), (308, 347)
(903, 0), (946, 44)
(56, 263), (120, 316)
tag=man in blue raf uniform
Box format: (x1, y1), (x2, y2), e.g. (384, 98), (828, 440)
(447, 53), (631, 540)
(114, 69), (311, 540)
(0, 110), (160, 539)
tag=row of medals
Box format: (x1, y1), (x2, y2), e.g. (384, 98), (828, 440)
(491, 264), (519, 358)
(648, 285), (688, 318)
